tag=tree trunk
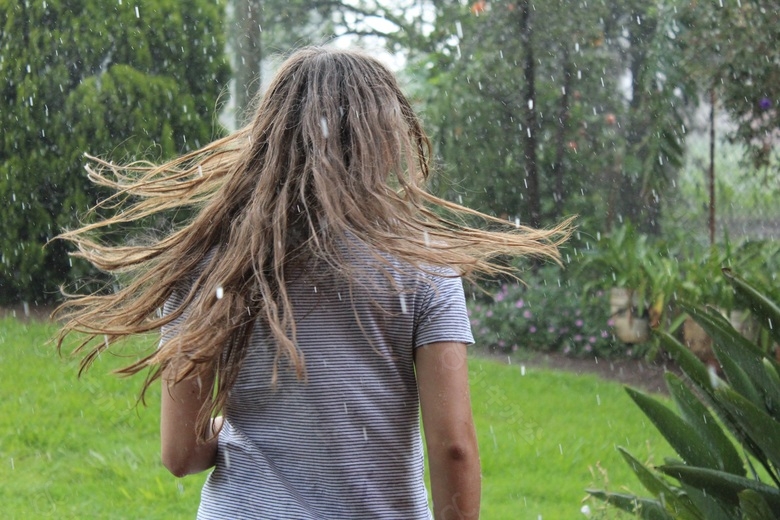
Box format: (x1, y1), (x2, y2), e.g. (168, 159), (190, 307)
(234, 0), (263, 126)
(552, 47), (572, 218)
(519, 0), (540, 228)
(709, 88), (716, 246)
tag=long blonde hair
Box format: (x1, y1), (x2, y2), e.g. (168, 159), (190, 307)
(55, 46), (573, 441)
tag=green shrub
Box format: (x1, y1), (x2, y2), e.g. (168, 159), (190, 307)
(587, 269), (780, 519)
(467, 266), (631, 358)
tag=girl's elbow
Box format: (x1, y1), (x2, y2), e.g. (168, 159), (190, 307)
(161, 451), (191, 478)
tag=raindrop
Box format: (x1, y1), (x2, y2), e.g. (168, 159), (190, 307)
(319, 116), (329, 138)
(455, 20), (463, 39)
(198, 165), (203, 177)
(26, 64), (30, 73)
(577, 70), (581, 79)
(574, 43), (579, 52)
(520, 365), (526, 376)
(399, 294), (407, 314)
(423, 230), (430, 246)
(216, 286), (224, 299)
(514, 217), (520, 228)
(135, 5), (140, 18)
(528, 99), (534, 110)
(363, 426), (368, 442)
(596, 394), (601, 405)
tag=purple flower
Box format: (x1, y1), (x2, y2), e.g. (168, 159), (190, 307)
(589, 336), (596, 344)
(495, 292), (505, 302)
(600, 330), (609, 338)
(576, 319), (584, 328)
(607, 318), (615, 327)
(529, 326), (537, 333)
(548, 326), (556, 333)
(515, 299), (525, 309)
(759, 97), (772, 110)
(486, 310), (493, 317)
(584, 344), (593, 352)
(512, 344), (519, 352)
(523, 310), (532, 319)
(574, 334), (583, 342)
(498, 339), (506, 348)
(470, 319), (480, 327)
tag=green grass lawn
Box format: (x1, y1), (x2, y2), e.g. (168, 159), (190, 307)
(1, 317), (670, 519)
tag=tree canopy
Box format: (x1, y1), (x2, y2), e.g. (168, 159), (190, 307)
(0, 0), (230, 304)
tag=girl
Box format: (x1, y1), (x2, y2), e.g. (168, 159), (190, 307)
(56, 47), (572, 519)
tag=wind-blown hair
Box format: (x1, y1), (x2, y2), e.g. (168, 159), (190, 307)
(55, 46), (573, 441)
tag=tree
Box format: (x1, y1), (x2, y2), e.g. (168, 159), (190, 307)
(0, 0), (230, 304)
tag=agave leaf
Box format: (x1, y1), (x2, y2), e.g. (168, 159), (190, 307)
(739, 489), (776, 520)
(627, 387), (723, 470)
(665, 373), (745, 476)
(714, 387), (780, 474)
(723, 268), (780, 347)
(657, 330), (713, 395)
(679, 483), (736, 520)
(617, 447), (704, 520)
(586, 490), (674, 520)
(716, 352), (763, 408)
(659, 464), (780, 514)
(681, 303), (780, 415)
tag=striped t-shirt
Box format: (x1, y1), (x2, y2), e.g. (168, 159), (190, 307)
(163, 250), (474, 519)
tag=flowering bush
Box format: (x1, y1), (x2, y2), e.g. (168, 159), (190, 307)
(467, 267), (640, 359)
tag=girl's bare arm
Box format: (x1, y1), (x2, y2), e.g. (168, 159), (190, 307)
(160, 369), (222, 477)
(416, 341), (481, 520)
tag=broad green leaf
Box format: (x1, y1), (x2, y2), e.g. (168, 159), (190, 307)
(681, 303), (780, 415)
(657, 331), (713, 395)
(618, 447), (704, 520)
(665, 373), (745, 476)
(627, 387), (722, 470)
(716, 352), (763, 408)
(586, 490), (674, 520)
(723, 268), (780, 347)
(714, 387), (780, 474)
(659, 464), (780, 515)
(739, 489), (776, 520)
(679, 483), (736, 520)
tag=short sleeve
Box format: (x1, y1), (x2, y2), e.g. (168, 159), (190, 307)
(413, 271), (474, 348)
(159, 285), (189, 347)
